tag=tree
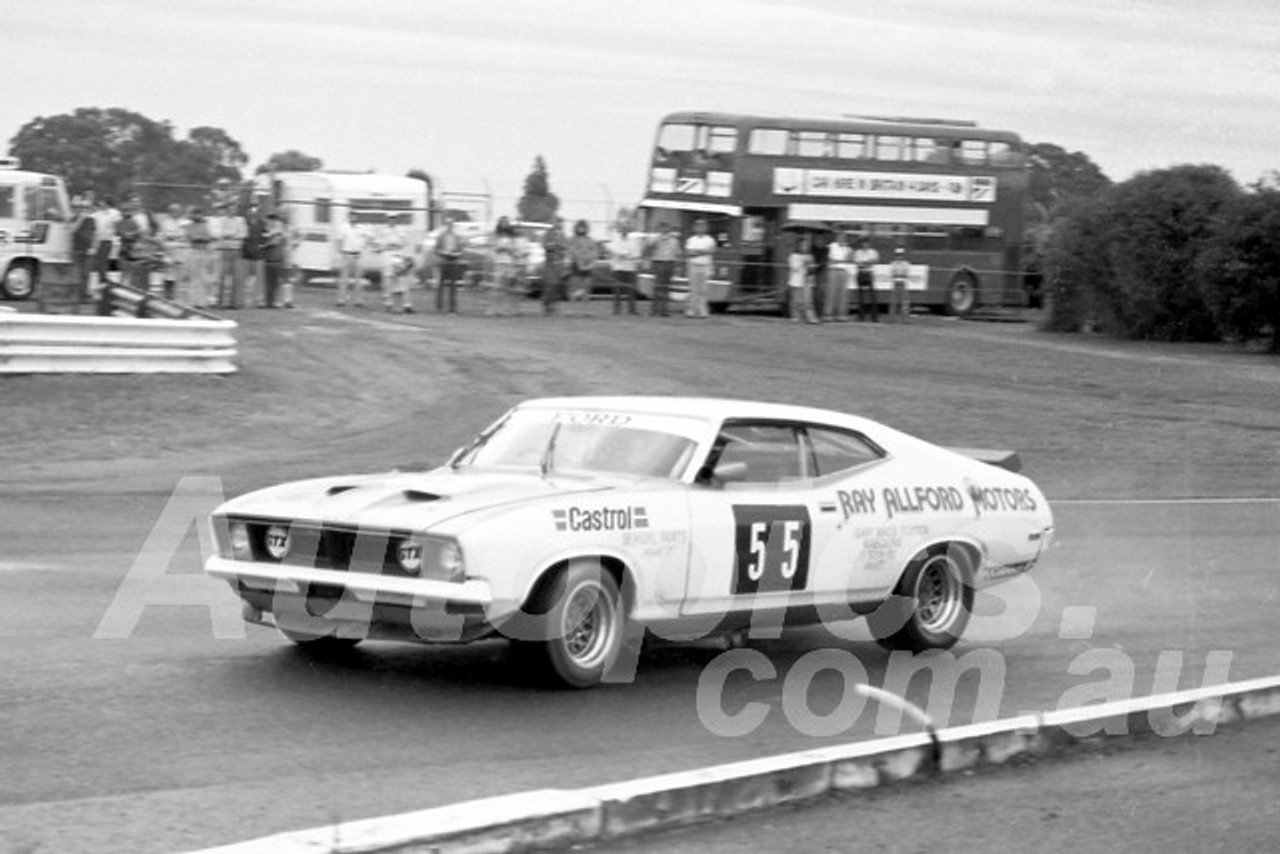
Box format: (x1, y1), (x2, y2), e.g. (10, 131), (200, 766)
(1045, 164), (1241, 340)
(517, 156), (559, 224)
(257, 150), (323, 174)
(8, 107), (247, 205)
(1197, 186), (1280, 352)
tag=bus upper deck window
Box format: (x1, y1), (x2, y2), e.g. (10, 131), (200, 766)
(708, 126), (738, 154)
(874, 136), (907, 161)
(956, 140), (987, 166)
(657, 123), (698, 156)
(796, 131), (831, 158)
(989, 142), (1021, 167)
(836, 134), (868, 159)
(914, 138), (948, 164)
(748, 128), (788, 155)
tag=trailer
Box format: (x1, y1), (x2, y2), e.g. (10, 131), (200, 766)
(253, 171), (432, 282)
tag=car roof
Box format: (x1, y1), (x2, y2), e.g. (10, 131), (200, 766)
(517, 396), (883, 432)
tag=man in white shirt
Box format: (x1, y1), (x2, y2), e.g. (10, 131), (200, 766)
(336, 218), (367, 307)
(683, 218), (716, 319)
(609, 220), (642, 315)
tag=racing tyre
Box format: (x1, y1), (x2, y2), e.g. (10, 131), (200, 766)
(2, 264), (36, 300)
(516, 560), (626, 689)
(868, 546), (974, 652)
(946, 272), (978, 317)
(278, 628), (363, 654)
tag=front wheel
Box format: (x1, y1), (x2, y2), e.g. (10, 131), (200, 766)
(514, 560), (626, 688)
(868, 547), (974, 652)
(2, 264), (36, 300)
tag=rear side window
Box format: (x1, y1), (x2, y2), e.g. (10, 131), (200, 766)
(806, 427), (883, 476)
(0, 186), (13, 219)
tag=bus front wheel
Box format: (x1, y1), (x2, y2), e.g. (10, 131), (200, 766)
(2, 263), (36, 301)
(946, 272), (978, 317)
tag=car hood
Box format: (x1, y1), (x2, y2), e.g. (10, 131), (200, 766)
(217, 468), (619, 531)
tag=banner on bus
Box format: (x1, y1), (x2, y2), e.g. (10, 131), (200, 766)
(774, 168), (996, 203)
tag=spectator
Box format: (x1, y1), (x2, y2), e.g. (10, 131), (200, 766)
(540, 218), (568, 315)
(335, 216), (367, 307)
(646, 221), (680, 318)
(889, 245), (911, 323)
(157, 203), (190, 302)
(90, 197), (121, 291)
(378, 219), (414, 313)
(261, 214), (288, 308)
(487, 216), (519, 316)
(565, 219), (596, 316)
(853, 237), (880, 322)
(185, 207), (214, 310)
(242, 204), (266, 307)
(787, 233), (818, 324)
(434, 215), (466, 313)
(69, 196), (96, 302)
(280, 207), (298, 308)
(822, 231), (853, 322)
(609, 219), (641, 315)
(212, 203), (247, 309)
(684, 217), (716, 319)
(115, 195), (151, 291)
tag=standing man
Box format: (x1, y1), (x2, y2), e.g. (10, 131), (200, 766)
(822, 231), (853, 322)
(214, 203), (247, 309)
(889, 245), (911, 323)
(90, 197), (121, 292)
(379, 219), (413, 313)
(853, 237), (880, 322)
(260, 214), (287, 308)
(242, 204), (266, 307)
(335, 216), (367, 307)
(647, 222), (680, 318)
(609, 219), (641, 315)
(69, 197), (96, 302)
(185, 207), (214, 310)
(434, 216), (465, 313)
(684, 218), (716, 319)
(540, 218), (568, 315)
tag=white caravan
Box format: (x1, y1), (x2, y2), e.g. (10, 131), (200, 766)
(254, 172), (432, 281)
(0, 158), (73, 300)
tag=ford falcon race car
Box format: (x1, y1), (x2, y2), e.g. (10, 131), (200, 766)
(205, 397), (1054, 688)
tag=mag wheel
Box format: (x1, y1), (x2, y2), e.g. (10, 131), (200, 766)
(518, 560), (626, 689)
(869, 547), (974, 652)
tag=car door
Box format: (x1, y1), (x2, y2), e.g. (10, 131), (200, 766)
(680, 421), (833, 620)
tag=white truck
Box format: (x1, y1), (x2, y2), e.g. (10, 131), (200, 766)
(253, 171), (432, 283)
(0, 157), (73, 300)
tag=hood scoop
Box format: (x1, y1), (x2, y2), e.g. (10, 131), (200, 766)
(326, 485), (358, 496)
(403, 490), (443, 502)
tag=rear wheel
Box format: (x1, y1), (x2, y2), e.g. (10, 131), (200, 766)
(2, 263), (36, 300)
(868, 546), (974, 652)
(513, 560), (626, 688)
(946, 271), (978, 317)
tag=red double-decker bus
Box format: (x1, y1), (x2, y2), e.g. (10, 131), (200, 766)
(637, 111), (1031, 315)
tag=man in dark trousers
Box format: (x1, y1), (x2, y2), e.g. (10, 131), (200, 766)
(70, 197), (97, 302)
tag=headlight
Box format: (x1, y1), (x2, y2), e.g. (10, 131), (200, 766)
(395, 536), (464, 581)
(264, 525), (291, 561)
(230, 522), (252, 560)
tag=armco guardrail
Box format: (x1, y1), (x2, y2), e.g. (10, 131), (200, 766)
(185, 674), (1280, 854)
(0, 284), (238, 374)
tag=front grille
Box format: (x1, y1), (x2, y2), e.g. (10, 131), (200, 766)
(237, 519), (416, 576)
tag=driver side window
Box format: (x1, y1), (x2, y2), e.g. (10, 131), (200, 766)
(712, 423), (805, 484)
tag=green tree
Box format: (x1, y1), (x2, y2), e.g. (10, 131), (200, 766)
(8, 107), (247, 205)
(257, 149), (324, 174)
(1045, 164), (1241, 340)
(517, 156), (559, 223)
(1197, 186), (1280, 352)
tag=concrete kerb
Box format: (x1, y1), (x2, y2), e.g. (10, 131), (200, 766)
(184, 674), (1280, 854)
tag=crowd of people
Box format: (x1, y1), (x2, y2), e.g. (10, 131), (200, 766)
(68, 193), (296, 310)
(66, 198), (912, 322)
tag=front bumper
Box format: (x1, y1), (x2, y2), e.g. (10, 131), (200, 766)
(205, 556), (496, 643)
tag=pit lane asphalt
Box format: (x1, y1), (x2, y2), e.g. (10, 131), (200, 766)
(2, 294), (1278, 853)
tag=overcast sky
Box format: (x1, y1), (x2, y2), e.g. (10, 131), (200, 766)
(10, 0), (1280, 222)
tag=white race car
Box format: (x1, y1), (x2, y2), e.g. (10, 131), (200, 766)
(206, 397), (1054, 688)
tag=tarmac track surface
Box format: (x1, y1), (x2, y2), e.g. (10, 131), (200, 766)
(2, 293), (1277, 853)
